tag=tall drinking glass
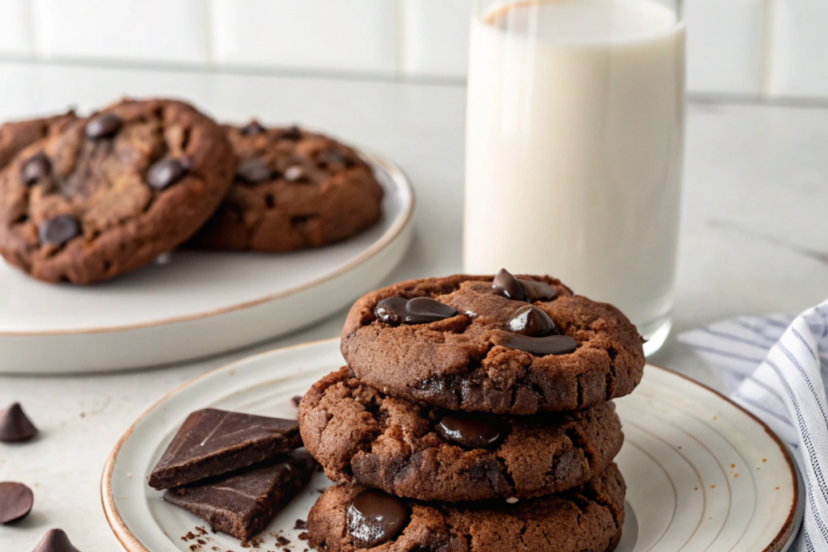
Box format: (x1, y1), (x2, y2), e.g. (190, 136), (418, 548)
(464, 0), (686, 354)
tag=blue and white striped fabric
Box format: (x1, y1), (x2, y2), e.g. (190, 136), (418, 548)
(679, 300), (828, 552)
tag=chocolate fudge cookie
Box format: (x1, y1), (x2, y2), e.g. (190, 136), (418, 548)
(0, 98), (236, 284)
(0, 111), (76, 169)
(299, 367), (623, 502)
(341, 272), (645, 415)
(189, 122), (383, 252)
(307, 463), (625, 552)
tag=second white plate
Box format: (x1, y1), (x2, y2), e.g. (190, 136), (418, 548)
(102, 339), (802, 552)
(0, 149), (414, 374)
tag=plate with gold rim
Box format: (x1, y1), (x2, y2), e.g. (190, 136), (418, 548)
(102, 338), (802, 552)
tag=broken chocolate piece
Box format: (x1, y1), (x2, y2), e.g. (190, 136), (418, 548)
(164, 449), (317, 542)
(0, 403), (38, 443)
(148, 409), (301, 490)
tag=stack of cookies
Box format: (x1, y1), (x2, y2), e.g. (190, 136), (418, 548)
(298, 270), (646, 552)
(0, 98), (384, 284)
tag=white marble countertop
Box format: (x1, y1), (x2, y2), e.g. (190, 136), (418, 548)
(0, 62), (826, 551)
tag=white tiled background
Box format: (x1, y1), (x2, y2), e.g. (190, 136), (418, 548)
(0, 0), (825, 100)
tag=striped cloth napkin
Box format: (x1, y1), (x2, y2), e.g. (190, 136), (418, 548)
(679, 300), (828, 552)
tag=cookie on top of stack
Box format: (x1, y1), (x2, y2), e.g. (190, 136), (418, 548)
(298, 270), (645, 552)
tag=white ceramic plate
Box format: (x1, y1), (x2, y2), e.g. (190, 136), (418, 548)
(102, 339), (802, 552)
(0, 149), (414, 374)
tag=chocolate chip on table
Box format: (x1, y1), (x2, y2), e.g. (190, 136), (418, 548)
(291, 396), (303, 408)
(347, 489), (408, 547)
(283, 165), (304, 182)
(508, 305), (557, 337)
(31, 528), (81, 552)
(436, 414), (507, 449)
(85, 112), (122, 140)
(0, 403), (38, 443)
(147, 158), (189, 190)
(237, 158), (272, 183)
(0, 482), (34, 523)
(492, 268), (558, 302)
(240, 120), (266, 136)
(374, 297), (459, 326)
(500, 333), (577, 356)
(39, 215), (81, 246)
(22, 153), (51, 186)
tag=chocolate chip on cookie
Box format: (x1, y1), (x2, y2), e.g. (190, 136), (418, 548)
(308, 464), (626, 552)
(299, 368), (624, 502)
(0, 99), (236, 284)
(341, 274), (645, 415)
(188, 123), (383, 252)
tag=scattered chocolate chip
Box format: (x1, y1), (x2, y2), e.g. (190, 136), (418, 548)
(22, 152), (51, 186)
(275, 535), (290, 545)
(347, 489), (408, 547)
(291, 396), (303, 408)
(293, 519), (308, 530)
(0, 403), (37, 443)
(39, 215), (81, 246)
(240, 120), (266, 136)
(0, 482), (33, 523)
(493, 269), (558, 302)
(508, 305), (557, 337)
(436, 414), (508, 449)
(283, 165), (304, 182)
(237, 158), (272, 183)
(147, 158), (189, 190)
(31, 529), (81, 552)
(492, 269), (525, 301)
(281, 126), (302, 141)
(520, 279), (558, 301)
(500, 334), (577, 356)
(85, 112), (122, 139)
(374, 297), (459, 325)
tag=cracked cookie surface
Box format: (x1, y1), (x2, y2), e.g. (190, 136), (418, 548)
(307, 463), (626, 552)
(299, 367), (623, 502)
(341, 274), (646, 415)
(189, 122), (384, 252)
(0, 98), (235, 284)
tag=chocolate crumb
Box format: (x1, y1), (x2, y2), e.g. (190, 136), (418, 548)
(293, 519), (307, 530)
(298, 532), (309, 540)
(275, 535), (290, 545)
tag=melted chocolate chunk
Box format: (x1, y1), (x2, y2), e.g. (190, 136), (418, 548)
(0, 403), (38, 442)
(492, 269), (525, 301)
(240, 120), (266, 136)
(237, 158), (273, 183)
(85, 113), (122, 139)
(508, 305), (557, 337)
(500, 334), (578, 356)
(493, 269), (558, 302)
(31, 529), (81, 552)
(39, 215), (81, 246)
(22, 153), (51, 186)
(147, 158), (188, 190)
(520, 279), (558, 301)
(436, 414), (507, 449)
(347, 490), (408, 548)
(281, 126), (302, 141)
(374, 297), (459, 326)
(0, 482), (34, 523)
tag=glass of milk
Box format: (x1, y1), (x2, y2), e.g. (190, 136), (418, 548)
(464, 0), (686, 354)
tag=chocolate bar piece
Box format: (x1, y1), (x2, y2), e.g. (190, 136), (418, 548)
(148, 409), (300, 490)
(164, 448), (317, 542)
